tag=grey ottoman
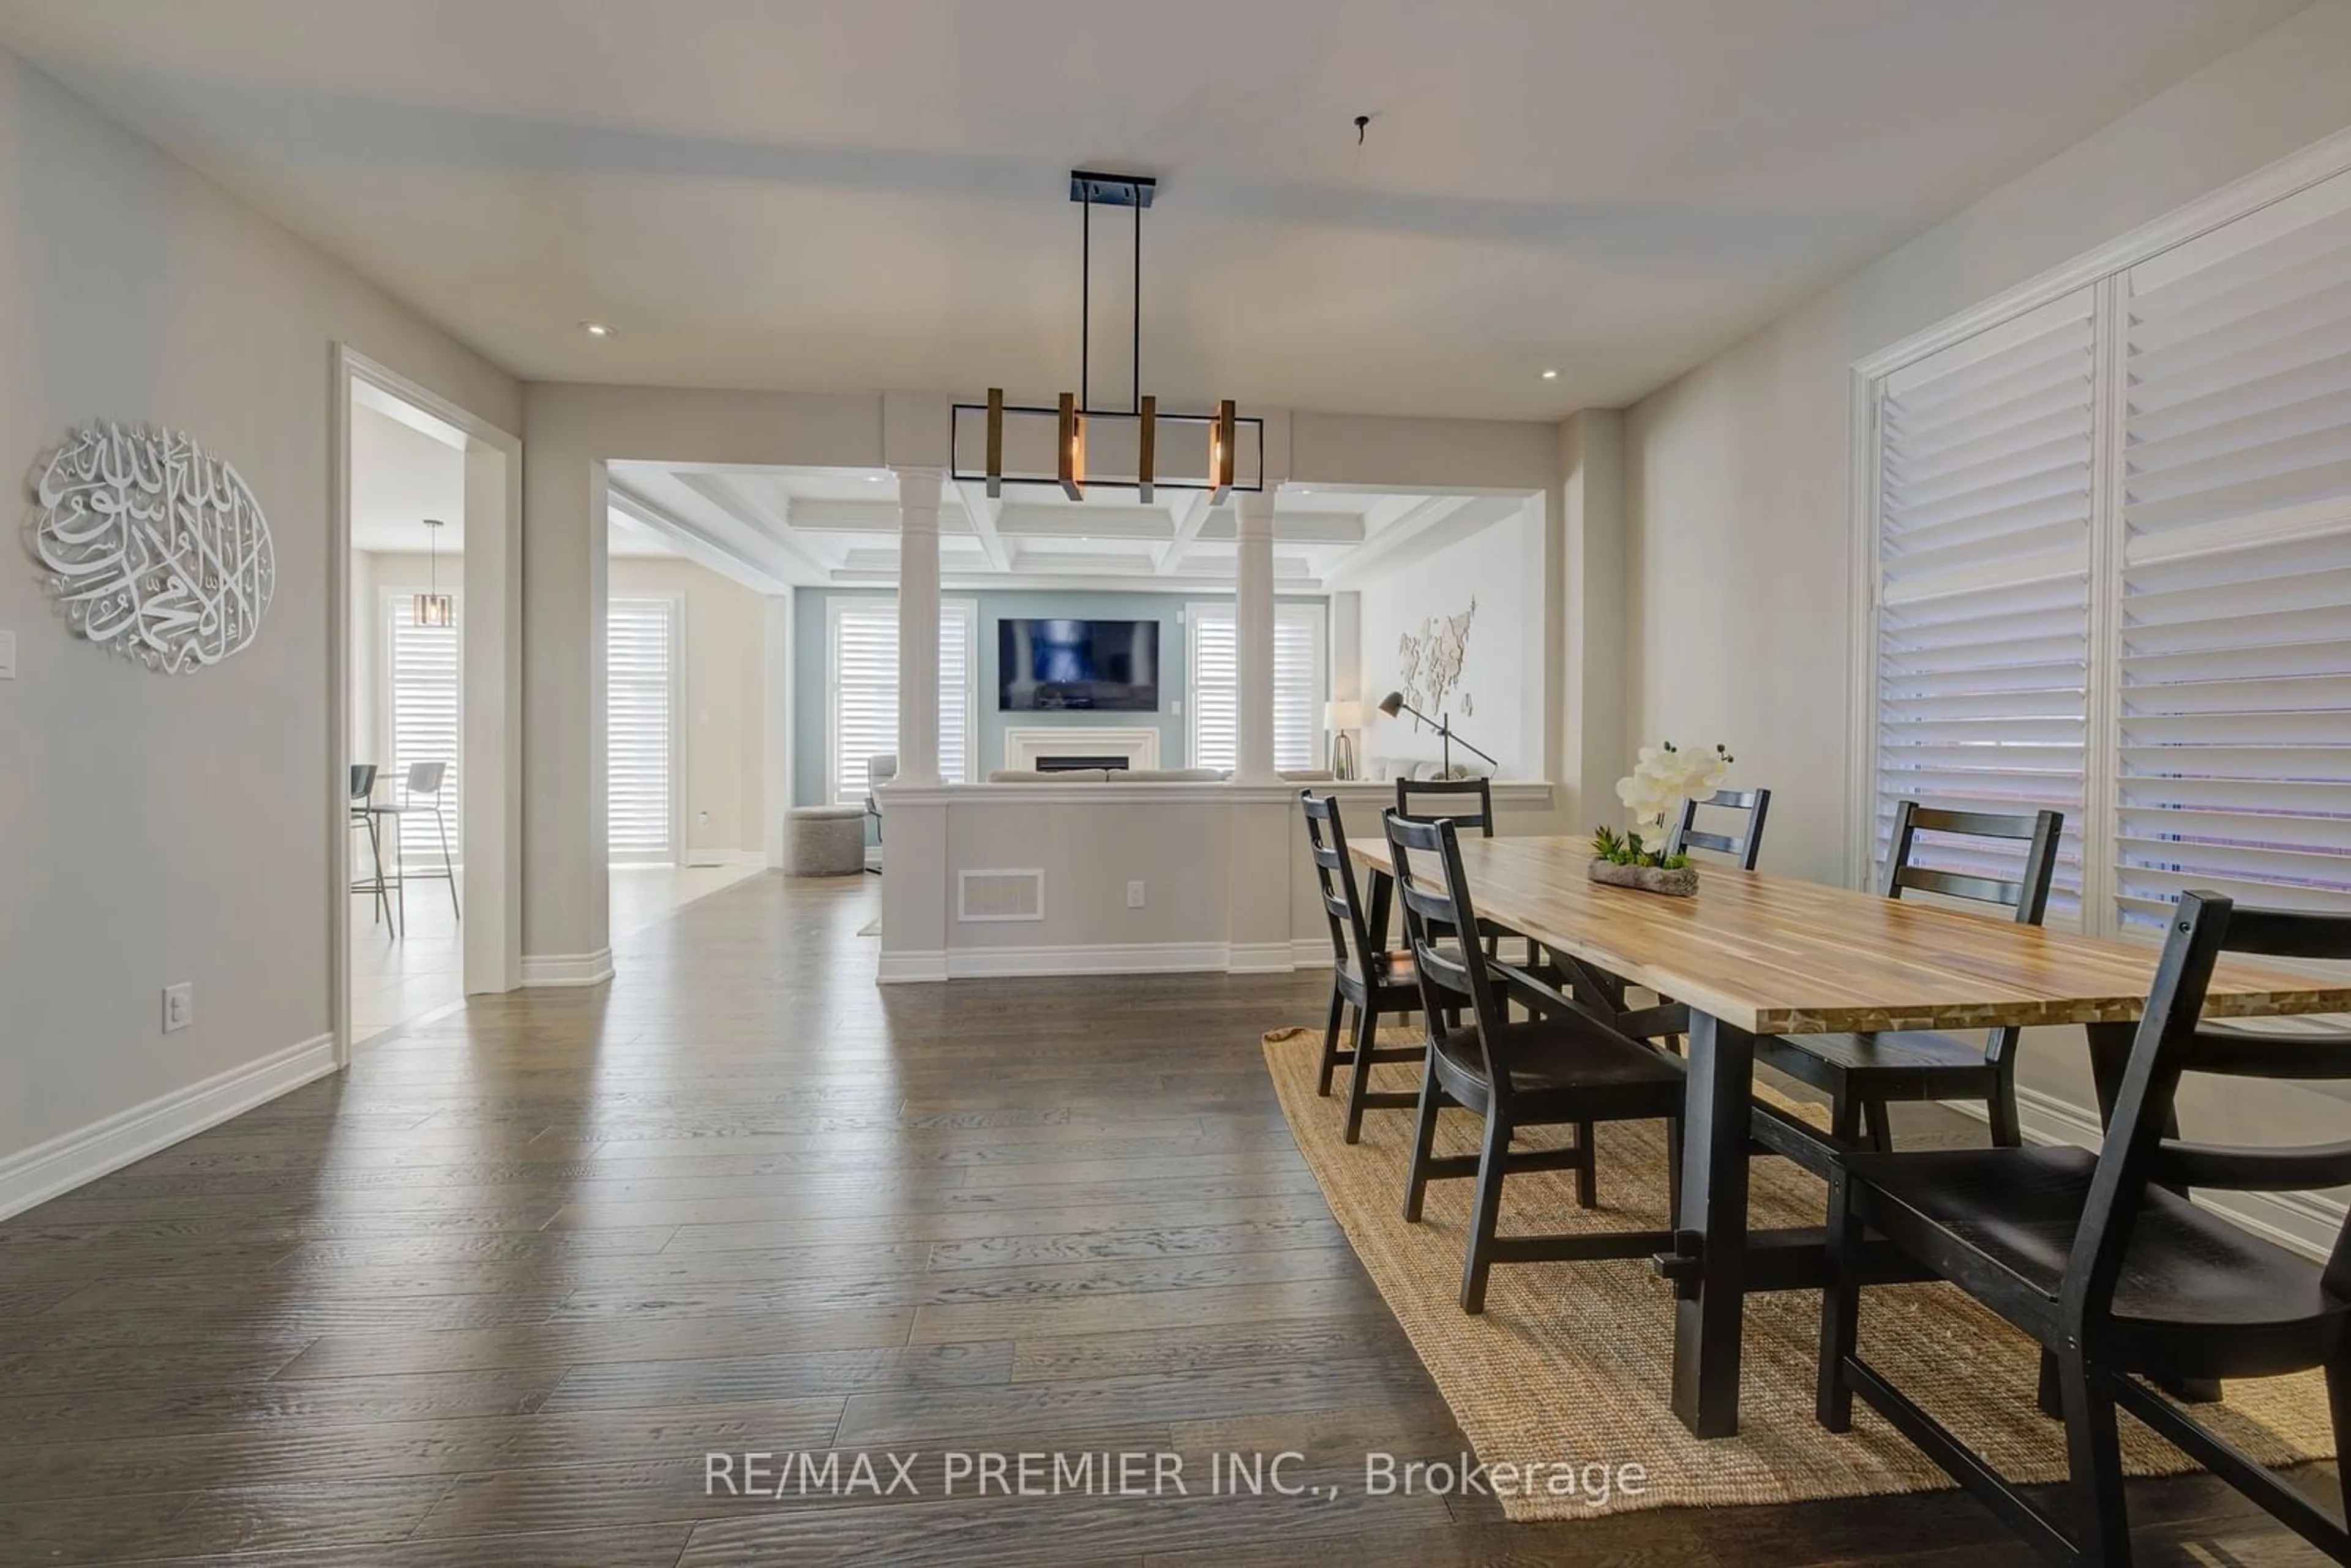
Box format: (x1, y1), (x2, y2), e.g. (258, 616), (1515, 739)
(787, 805), (867, 876)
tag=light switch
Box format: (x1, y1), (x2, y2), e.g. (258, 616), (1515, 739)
(0, 629), (15, 680)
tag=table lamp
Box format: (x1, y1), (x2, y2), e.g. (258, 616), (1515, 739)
(1376, 690), (1497, 779)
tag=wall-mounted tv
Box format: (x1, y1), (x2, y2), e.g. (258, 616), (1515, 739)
(998, 618), (1160, 711)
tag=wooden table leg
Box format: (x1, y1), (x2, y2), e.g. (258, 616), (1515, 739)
(1670, 1011), (1756, 1438)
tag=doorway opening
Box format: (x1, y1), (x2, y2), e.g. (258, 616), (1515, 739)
(332, 348), (520, 1057)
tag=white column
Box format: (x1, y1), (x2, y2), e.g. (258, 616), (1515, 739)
(894, 465), (943, 787)
(1235, 489), (1277, 784)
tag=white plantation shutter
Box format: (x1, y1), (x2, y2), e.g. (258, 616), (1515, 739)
(1272, 610), (1325, 770)
(1188, 602), (1325, 773)
(607, 599), (677, 861)
(387, 595), (459, 863)
(1873, 289), (2095, 923)
(826, 599), (976, 803)
(1187, 606), (1239, 773)
(2112, 170), (2351, 932)
(938, 603), (976, 786)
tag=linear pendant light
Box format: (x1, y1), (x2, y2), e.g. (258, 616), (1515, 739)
(956, 171), (1261, 501)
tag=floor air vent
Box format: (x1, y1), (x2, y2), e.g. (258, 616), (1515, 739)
(958, 869), (1045, 923)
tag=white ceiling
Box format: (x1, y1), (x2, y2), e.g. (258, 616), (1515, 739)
(353, 394), (674, 559)
(608, 463), (1524, 594)
(350, 399), (463, 553)
(0, 1), (2301, 419)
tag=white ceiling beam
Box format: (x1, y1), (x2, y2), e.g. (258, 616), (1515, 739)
(1155, 490), (1213, 574)
(998, 505), (1172, 540)
(607, 483), (798, 594)
(1316, 495), (1469, 589)
(951, 479), (1011, 571)
(1322, 493), (1526, 590)
(673, 471), (839, 577)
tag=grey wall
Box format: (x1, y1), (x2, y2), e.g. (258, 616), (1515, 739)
(793, 587), (1328, 804)
(0, 45), (519, 1189)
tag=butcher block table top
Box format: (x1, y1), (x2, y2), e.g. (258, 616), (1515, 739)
(1349, 834), (2350, 1037)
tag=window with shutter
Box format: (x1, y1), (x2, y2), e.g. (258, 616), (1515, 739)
(825, 598), (977, 803)
(2113, 172), (2351, 931)
(607, 598), (677, 862)
(1187, 602), (1327, 773)
(1873, 290), (2095, 923)
(386, 594), (460, 863)
(1865, 161), (2351, 938)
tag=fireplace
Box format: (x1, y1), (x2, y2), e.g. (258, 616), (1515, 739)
(1001, 725), (1161, 771)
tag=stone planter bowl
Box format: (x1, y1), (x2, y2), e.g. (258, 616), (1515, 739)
(1588, 858), (1698, 898)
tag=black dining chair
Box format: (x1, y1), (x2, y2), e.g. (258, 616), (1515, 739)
(1666, 787), (1772, 870)
(1385, 809), (1686, 1313)
(1817, 890), (2351, 1567)
(1757, 801), (2061, 1152)
(1300, 792), (1425, 1144)
(1395, 776), (1493, 838)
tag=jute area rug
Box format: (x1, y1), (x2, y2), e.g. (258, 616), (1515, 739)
(1263, 1024), (2334, 1522)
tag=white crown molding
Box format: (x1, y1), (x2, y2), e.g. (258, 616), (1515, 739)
(520, 948), (615, 988)
(0, 1033), (337, 1221)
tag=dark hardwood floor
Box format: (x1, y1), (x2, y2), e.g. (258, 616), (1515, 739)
(0, 873), (2330, 1564)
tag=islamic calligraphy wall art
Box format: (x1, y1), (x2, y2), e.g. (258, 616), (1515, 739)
(28, 423), (275, 673)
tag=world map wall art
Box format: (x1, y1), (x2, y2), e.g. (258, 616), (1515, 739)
(1396, 595), (1477, 722)
(29, 422), (275, 673)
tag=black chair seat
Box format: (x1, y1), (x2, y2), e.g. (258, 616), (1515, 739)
(1847, 1144), (2347, 1379)
(1431, 1016), (1684, 1119)
(1762, 1028), (2000, 1097)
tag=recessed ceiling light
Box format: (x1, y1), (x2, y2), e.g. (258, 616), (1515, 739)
(1539, 369), (1559, 380)
(580, 321), (615, 339)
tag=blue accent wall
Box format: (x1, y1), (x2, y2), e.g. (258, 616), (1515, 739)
(793, 587), (1324, 805)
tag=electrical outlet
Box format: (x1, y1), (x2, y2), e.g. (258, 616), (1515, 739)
(697, 809), (711, 827)
(1127, 880), (1146, 909)
(162, 982), (193, 1033)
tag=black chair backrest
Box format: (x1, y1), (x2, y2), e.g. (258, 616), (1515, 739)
(1885, 801), (2062, 923)
(1383, 809), (1512, 1091)
(350, 763), (377, 803)
(1300, 792), (1378, 981)
(1395, 776), (1493, 838)
(2070, 893), (2351, 1321)
(1668, 787), (1772, 871)
(407, 761), (448, 796)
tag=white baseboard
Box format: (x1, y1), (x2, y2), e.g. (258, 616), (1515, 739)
(0, 1033), (337, 1221)
(1959, 1083), (2346, 1262)
(520, 948), (615, 987)
(877, 948), (948, 984)
(880, 939), (1332, 984)
(687, 850), (767, 868)
(1226, 940), (1299, 975)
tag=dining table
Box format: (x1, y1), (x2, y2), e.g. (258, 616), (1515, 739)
(1347, 831), (2351, 1439)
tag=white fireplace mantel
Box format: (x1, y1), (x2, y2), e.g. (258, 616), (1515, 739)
(1002, 725), (1161, 771)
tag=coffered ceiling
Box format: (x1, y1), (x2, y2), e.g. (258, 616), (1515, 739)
(606, 464), (1527, 594)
